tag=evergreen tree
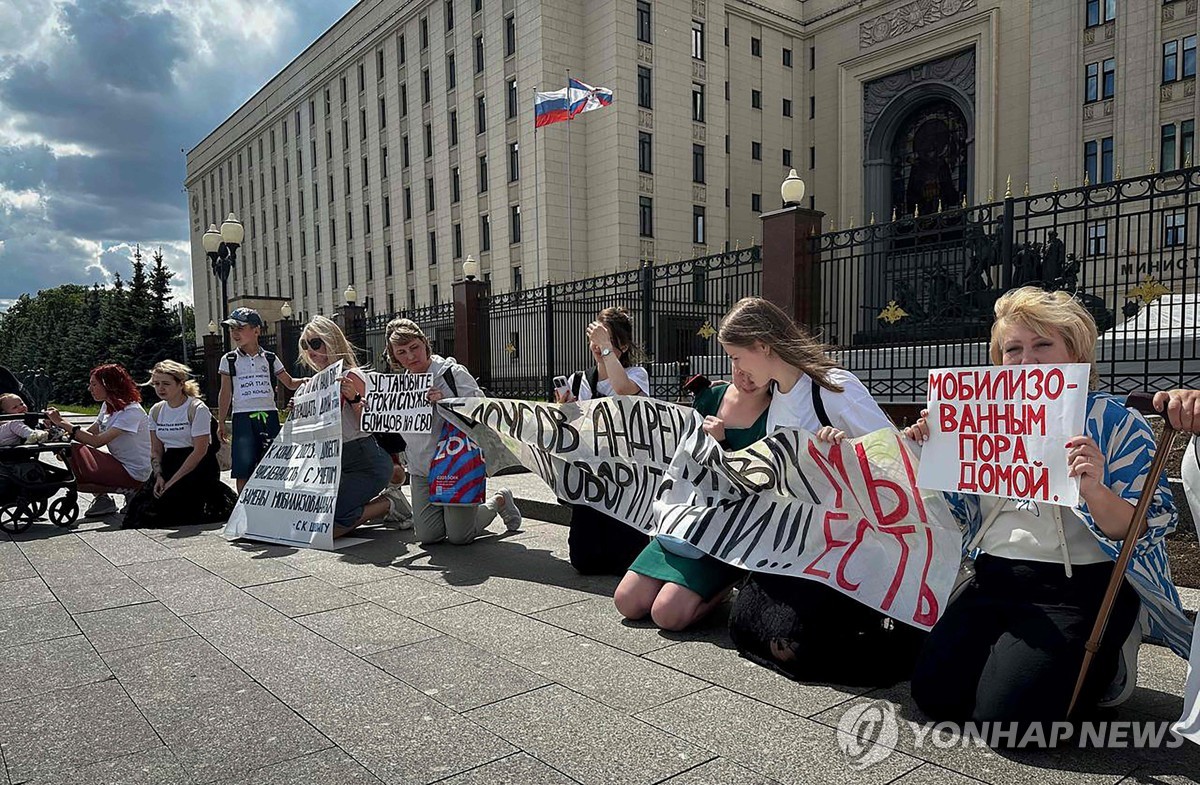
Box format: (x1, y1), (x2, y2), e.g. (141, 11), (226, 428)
(147, 248), (180, 361)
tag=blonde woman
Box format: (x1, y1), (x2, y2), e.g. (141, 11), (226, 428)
(297, 316), (394, 538)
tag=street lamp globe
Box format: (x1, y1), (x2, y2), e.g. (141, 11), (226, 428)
(280, 301), (293, 319)
(462, 255), (479, 281)
(207, 319), (218, 335)
(344, 284), (358, 305)
(220, 213), (244, 247)
(202, 223), (222, 254)
(780, 169), (806, 206)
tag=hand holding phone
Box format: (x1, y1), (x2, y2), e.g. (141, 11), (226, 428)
(553, 375), (573, 403)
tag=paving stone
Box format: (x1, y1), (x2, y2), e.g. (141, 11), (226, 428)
(417, 600), (573, 656)
(0, 634), (112, 703)
(438, 572), (598, 615)
(74, 601), (194, 653)
(523, 636), (706, 713)
(532, 596), (678, 655)
(16, 536), (116, 585)
(120, 558), (246, 615)
(0, 601), (78, 649)
(0, 576), (55, 610)
(646, 640), (869, 717)
(368, 635), (549, 711)
(889, 764), (988, 784)
(246, 576), (365, 617)
(33, 746), (193, 785)
(297, 601), (440, 655)
(214, 748), (384, 784)
(300, 681), (514, 785)
(288, 552), (402, 587)
(1119, 643), (1191, 720)
(103, 635), (256, 702)
(659, 757), (782, 784)
(179, 543), (308, 587)
(637, 687), (922, 785)
(0, 679), (159, 783)
(434, 753), (582, 784)
(347, 574), (475, 616)
(50, 576), (156, 614)
(75, 529), (178, 566)
(0, 542), (36, 582)
(467, 684), (711, 785)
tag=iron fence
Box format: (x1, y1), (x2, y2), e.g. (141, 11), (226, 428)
(364, 301), (456, 370)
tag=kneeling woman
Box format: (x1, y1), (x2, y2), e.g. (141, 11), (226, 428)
(615, 369), (769, 630)
(124, 361), (235, 527)
(907, 287), (1191, 724)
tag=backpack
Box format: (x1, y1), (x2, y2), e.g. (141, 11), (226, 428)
(225, 350), (279, 395)
(569, 368), (602, 400)
(372, 367), (460, 455)
(150, 398), (220, 457)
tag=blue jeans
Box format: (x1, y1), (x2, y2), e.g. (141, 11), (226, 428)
(334, 437), (393, 527)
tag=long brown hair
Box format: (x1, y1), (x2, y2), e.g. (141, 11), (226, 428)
(717, 297), (843, 392)
(598, 306), (642, 367)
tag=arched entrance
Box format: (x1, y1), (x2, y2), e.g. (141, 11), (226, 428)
(889, 99), (969, 218)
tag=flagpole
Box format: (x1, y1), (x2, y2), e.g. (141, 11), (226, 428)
(532, 87), (543, 287)
(566, 69), (574, 280)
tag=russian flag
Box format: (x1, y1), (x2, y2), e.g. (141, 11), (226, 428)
(568, 78), (614, 117)
(534, 88), (571, 128)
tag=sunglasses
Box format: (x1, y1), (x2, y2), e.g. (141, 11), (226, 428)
(301, 336), (325, 352)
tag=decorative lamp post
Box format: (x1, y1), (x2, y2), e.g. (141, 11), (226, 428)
(462, 255), (480, 281)
(280, 301), (293, 320)
(207, 319), (218, 335)
(781, 169), (806, 207)
(203, 212), (243, 350)
(344, 284), (358, 305)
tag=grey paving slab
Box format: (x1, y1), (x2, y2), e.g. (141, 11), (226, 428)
(214, 748), (384, 785)
(658, 757), (783, 785)
(531, 596), (678, 655)
(0, 601), (78, 649)
(368, 634), (549, 711)
(0, 634), (112, 703)
(74, 600), (195, 653)
(120, 558), (246, 615)
(523, 636), (707, 713)
(32, 746), (193, 785)
(245, 575), (366, 617)
(50, 576), (156, 614)
(434, 753), (581, 784)
(467, 684), (711, 785)
(1119, 643), (1192, 720)
(103, 635), (256, 702)
(437, 573), (599, 615)
(0, 576), (55, 610)
(297, 601), (441, 655)
(646, 640), (870, 717)
(177, 542), (309, 587)
(0, 542), (36, 582)
(300, 681), (515, 785)
(417, 600), (574, 656)
(0, 679), (159, 783)
(347, 574), (476, 616)
(15, 536), (119, 585)
(889, 764), (988, 785)
(75, 529), (178, 566)
(636, 687), (922, 785)
(288, 552), (403, 587)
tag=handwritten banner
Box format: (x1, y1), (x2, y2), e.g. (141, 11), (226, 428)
(224, 361), (344, 549)
(917, 364), (1090, 505)
(440, 397), (961, 629)
(361, 372), (433, 434)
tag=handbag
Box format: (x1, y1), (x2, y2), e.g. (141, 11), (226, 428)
(427, 421), (486, 506)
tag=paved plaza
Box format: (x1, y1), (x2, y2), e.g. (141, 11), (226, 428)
(0, 472), (1197, 785)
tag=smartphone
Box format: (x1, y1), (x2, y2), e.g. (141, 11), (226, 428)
(553, 375), (570, 399)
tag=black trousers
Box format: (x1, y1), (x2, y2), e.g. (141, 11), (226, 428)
(728, 572), (928, 687)
(911, 553), (1140, 725)
(567, 504), (650, 576)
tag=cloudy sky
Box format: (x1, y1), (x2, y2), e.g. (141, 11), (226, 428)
(0, 0), (357, 309)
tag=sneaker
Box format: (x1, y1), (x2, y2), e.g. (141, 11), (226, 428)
(1097, 624), (1141, 708)
(492, 488), (522, 532)
(382, 485), (414, 530)
(83, 494), (117, 519)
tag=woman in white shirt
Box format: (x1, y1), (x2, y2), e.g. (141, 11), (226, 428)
(718, 297), (925, 687)
(46, 364), (151, 519)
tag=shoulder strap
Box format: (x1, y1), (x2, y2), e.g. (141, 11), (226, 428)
(442, 367), (458, 397)
(225, 351), (238, 378)
(149, 401), (165, 426)
(811, 377), (832, 428)
(264, 351), (279, 392)
(186, 396), (201, 424)
(570, 372), (584, 399)
(587, 367), (601, 398)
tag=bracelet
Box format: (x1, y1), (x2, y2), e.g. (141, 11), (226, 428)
(348, 393), (363, 404)
(70, 425), (81, 441)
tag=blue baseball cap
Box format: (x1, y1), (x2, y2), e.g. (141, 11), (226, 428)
(222, 307), (264, 328)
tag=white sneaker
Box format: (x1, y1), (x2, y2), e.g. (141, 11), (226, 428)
(83, 494), (117, 518)
(381, 485), (413, 530)
(1097, 624), (1141, 708)
(492, 488), (522, 532)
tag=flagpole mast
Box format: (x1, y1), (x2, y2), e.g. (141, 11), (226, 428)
(566, 69), (574, 280)
(532, 87), (543, 287)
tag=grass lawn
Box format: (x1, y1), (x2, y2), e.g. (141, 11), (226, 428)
(48, 402), (101, 416)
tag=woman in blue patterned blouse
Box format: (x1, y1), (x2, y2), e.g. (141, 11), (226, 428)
(904, 287), (1190, 728)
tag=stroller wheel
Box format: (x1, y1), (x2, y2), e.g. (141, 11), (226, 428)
(0, 504), (34, 534)
(49, 497), (79, 528)
(25, 499), (47, 521)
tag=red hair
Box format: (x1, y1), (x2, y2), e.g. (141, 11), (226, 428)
(90, 364), (140, 411)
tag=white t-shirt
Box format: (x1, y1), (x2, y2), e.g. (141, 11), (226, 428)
(573, 366), (651, 400)
(977, 497), (1109, 566)
(340, 367), (373, 443)
(766, 368), (894, 439)
(150, 399), (213, 450)
(95, 403), (152, 482)
(220, 348), (285, 413)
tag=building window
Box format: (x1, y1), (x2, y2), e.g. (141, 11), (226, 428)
(751, 141), (762, 160)
(639, 196), (653, 237)
(510, 204), (521, 243)
(449, 110), (459, 146)
(513, 266), (523, 290)
(474, 35), (484, 74)
(420, 16), (429, 49)
(429, 231), (437, 264)
(751, 193), (762, 213)
(404, 186), (412, 219)
(508, 141), (519, 182)
(357, 62), (365, 92)
(421, 68), (431, 103)
(473, 0), (481, 14)
(407, 238), (414, 270)
(692, 144), (705, 184)
(424, 123), (433, 157)
(453, 223), (463, 258)
(782, 47), (792, 67)
(1164, 210), (1187, 247)
(506, 78), (518, 119)
(402, 135), (410, 167)
(1085, 139), (1098, 183)
(1164, 41), (1178, 83)
(504, 15), (516, 57)
(445, 0), (454, 30)
(751, 90), (761, 109)
(476, 94), (487, 133)
(782, 148), (792, 167)
(691, 21), (704, 60)
(782, 98), (793, 117)
(383, 195), (391, 226)
(809, 146), (815, 169)
(1185, 35), (1197, 79)
(751, 37), (761, 56)
(1101, 58), (1115, 99)
(693, 206), (706, 244)
(401, 83), (408, 115)
(638, 66), (652, 108)
(398, 34), (406, 65)
(452, 167), (461, 202)
(638, 132), (652, 173)
(481, 213), (491, 251)
(1085, 62), (1099, 102)
(1086, 0), (1116, 26)
(426, 177), (435, 210)
(637, 1), (652, 44)
(479, 154), (489, 191)
(1162, 124), (1178, 171)
(692, 82), (704, 122)
(1087, 223), (1107, 256)
(447, 53), (457, 90)
(1182, 119), (1194, 166)
(1101, 136), (1114, 181)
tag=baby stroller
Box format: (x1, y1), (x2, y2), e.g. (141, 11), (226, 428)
(0, 412), (79, 533)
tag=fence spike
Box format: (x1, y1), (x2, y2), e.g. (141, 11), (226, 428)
(1116, 163), (1122, 180)
(1149, 157), (1157, 175)
(1052, 174), (1060, 191)
(830, 218), (837, 231)
(936, 198), (943, 213)
(1083, 170), (1090, 187)
(913, 203), (920, 218)
(961, 194), (968, 209)
(987, 186), (995, 202)
(849, 216), (856, 229)
(1023, 181), (1030, 197)
(891, 207), (898, 222)
(1004, 175), (1012, 198)
(1187, 152), (1193, 167)
(869, 211), (876, 225)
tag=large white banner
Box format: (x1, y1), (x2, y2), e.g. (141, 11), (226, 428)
(441, 396), (962, 629)
(361, 372), (434, 434)
(917, 364), (1090, 506)
(224, 361), (344, 549)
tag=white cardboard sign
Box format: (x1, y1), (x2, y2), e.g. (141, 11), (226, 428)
(360, 372), (433, 434)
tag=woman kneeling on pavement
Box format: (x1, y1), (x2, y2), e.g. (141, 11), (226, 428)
(46, 363), (151, 519)
(905, 287), (1191, 725)
(386, 318), (521, 544)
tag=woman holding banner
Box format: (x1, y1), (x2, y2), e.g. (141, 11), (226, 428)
(615, 369), (769, 630)
(554, 306), (654, 575)
(905, 287), (1190, 725)
(297, 316), (393, 538)
(386, 319), (521, 544)
(716, 297), (926, 687)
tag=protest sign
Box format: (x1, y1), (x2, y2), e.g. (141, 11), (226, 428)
(361, 372), (434, 434)
(441, 396), (961, 628)
(224, 361), (344, 549)
(916, 364), (1090, 505)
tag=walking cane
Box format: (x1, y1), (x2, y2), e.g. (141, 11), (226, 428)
(1067, 391), (1176, 717)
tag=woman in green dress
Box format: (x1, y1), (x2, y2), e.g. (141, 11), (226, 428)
(614, 370), (770, 631)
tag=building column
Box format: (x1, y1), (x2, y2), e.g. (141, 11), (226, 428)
(453, 279), (488, 384)
(760, 206), (825, 329)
